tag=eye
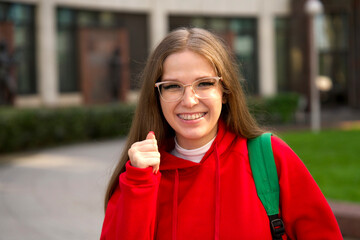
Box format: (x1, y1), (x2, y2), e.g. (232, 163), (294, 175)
(196, 79), (216, 88)
(162, 82), (182, 91)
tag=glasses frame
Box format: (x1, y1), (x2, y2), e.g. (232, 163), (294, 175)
(155, 76), (222, 102)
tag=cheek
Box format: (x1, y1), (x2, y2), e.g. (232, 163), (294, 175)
(215, 100), (223, 115)
(160, 100), (172, 120)
(213, 98), (224, 119)
(214, 92), (224, 111)
(160, 100), (166, 116)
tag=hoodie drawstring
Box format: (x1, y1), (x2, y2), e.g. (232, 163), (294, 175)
(172, 169), (179, 240)
(215, 144), (221, 240)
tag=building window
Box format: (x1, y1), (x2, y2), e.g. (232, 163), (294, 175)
(170, 16), (259, 94)
(56, 8), (148, 93)
(275, 17), (290, 92)
(317, 13), (349, 105)
(0, 2), (36, 95)
(57, 8), (78, 93)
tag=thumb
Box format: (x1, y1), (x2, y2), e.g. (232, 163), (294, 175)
(146, 131), (156, 140)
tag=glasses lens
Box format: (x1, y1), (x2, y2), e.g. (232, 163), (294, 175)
(159, 82), (183, 102)
(194, 78), (218, 98)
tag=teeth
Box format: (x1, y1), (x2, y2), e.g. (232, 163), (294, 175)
(179, 113), (205, 120)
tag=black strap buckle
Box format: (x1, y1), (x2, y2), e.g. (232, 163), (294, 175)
(269, 215), (285, 240)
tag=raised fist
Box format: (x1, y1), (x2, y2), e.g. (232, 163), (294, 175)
(128, 131), (160, 174)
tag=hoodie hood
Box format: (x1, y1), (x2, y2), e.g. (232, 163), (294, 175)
(159, 120), (238, 171)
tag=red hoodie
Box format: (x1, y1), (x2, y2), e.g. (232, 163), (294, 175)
(100, 121), (342, 239)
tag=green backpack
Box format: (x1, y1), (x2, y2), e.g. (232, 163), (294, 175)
(248, 133), (285, 240)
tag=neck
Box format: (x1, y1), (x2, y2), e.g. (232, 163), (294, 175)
(175, 126), (218, 150)
(172, 136), (216, 163)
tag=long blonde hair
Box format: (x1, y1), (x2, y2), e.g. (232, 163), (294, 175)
(104, 27), (263, 210)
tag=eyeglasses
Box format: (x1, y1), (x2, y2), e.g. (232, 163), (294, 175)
(155, 76), (222, 102)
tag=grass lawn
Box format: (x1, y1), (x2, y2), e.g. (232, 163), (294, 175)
(278, 128), (360, 203)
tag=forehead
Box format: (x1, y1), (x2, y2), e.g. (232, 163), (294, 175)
(162, 50), (215, 81)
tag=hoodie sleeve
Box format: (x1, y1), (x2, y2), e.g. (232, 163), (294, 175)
(100, 161), (161, 240)
(271, 136), (343, 240)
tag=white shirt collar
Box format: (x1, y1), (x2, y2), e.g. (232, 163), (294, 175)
(171, 136), (216, 163)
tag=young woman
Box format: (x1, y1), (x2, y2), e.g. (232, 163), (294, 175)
(100, 28), (342, 240)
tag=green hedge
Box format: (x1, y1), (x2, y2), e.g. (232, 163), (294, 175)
(248, 92), (301, 125)
(0, 104), (135, 153)
(0, 93), (300, 154)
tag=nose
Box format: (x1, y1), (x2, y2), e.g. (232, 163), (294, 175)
(181, 85), (198, 107)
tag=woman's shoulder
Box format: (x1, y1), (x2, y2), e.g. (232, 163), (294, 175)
(270, 135), (292, 151)
(269, 134), (311, 176)
(270, 134), (298, 158)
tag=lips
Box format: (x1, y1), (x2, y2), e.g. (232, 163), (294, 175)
(178, 112), (206, 120)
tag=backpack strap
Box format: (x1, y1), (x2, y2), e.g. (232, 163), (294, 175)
(248, 133), (285, 240)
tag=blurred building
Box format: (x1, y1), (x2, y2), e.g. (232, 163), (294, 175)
(0, 0), (359, 108)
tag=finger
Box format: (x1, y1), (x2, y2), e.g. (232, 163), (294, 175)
(137, 157), (160, 169)
(153, 163), (160, 174)
(146, 131), (156, 140)
(129, 155), (160, 169)
(146, 132), (160, 174)
(131, 143), (158, 152)
(129, 150), (160, 167)
(131, 139), (158, 151)
(132, 151), (160, 160)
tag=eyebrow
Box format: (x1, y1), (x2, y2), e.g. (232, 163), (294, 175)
(161, 76), (215, 82)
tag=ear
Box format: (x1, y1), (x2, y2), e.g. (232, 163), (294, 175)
(222, 94), (228, 104)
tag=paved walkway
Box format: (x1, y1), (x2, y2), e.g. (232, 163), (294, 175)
(0, 136), (359, 239)
(0, 138), (126, 240)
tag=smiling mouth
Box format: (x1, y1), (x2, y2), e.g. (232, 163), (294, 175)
(178, 112), (206, 120)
